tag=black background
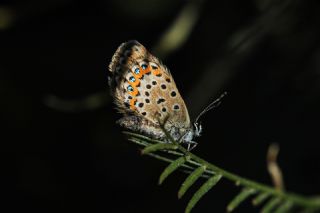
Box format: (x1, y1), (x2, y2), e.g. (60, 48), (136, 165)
(1, 0), (320, 212)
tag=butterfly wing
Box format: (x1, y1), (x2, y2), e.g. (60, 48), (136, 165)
(108, 40), (191, 135)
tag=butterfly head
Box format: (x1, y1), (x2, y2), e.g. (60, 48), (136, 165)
(168, 122), (202, 144)
(183, 122), (202, 142)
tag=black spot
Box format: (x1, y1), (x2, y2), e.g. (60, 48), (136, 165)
(145, 91), (150, 96)
(171, 91), (176, 97)
(138, 103), (144, 108)
(129, 76), (135, 82)
(156, 73), (162, 77)
(173, 104), (180, 110)
(146, 84), (151, 89)
(134, 68), (140, 74)
(142, 112), (147, 116)
(134, 47), (139, 51)
(166, 78), (171, 83)
(128, 96), (132, 99)
(157, 98), (165, 104)
(141, 64), (147, 70)
(127, 85), (134, 92)
(145, 99), (150, 103)
(124, 102), (130, 108)
(151, 65), (158, 70)
(161, 84), (167, 90)
(152, 81), (157, 85)
(162, 107), (167, 112)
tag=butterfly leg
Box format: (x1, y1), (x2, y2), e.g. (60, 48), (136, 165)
(186, 141), (198, 151)
(177, 132), (188, 144)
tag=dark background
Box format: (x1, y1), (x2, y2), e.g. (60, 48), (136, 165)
(1, 0), (320, 212)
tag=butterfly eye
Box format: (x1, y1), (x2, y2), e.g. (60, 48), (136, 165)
(127, 85), (134, 92)
(134, 68), (140, 74)
(141, 64), (147, 70)
(129, 76), (136, 82)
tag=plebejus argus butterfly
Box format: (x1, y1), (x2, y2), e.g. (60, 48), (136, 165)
(108, 40), (225, 149)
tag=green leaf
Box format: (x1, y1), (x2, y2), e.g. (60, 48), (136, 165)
(159, 156), (189, 185)
(185, 174), (222, 213)
(128, 138), (149, 147)
(142, 143), (178, 155)
(178, 166), (207, 199)
(252, 192), (270, 206)
(227, 187), (256, 212)
(261, 197), (282, 213)
(274, 201), (293, 213)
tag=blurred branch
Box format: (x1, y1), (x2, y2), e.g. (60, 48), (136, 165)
(43, 92), (109, 112)
(0, 7), (16, 30)
(152, 0), (205, 58)
(187, 0), (296, 116)
(267, 143), (285, 191)
(0, 0), (71, 30)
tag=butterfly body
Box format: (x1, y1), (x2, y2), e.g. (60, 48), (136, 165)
(108, 40), (201, 145)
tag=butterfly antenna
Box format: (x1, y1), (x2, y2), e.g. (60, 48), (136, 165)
(194, 92), (227, 124)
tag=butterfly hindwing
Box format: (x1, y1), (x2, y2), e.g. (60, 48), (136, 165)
(108, 40), (192, 141)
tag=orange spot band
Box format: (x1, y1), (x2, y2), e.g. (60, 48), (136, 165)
(128, 83), (139, 96)
(129, 98), (137, 110)
(153, 69), (161, 76)
(142, 66), (151, 75)
(130, 78), (140, 87)
(133, 71), (143, 79)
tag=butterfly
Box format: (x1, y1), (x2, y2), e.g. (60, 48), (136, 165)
(108, 40), (225, 150)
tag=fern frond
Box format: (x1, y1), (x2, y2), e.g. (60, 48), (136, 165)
(178, 166), (207, 199)
(185, 174), (222, 213)
(227, 187), (256, 212)
(123, 131), (320, 212)
(159, 155), (189, 184)
(261, 197), (282, 213)
(142, 143), (178, 154)
(252, 192), (271, 206)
